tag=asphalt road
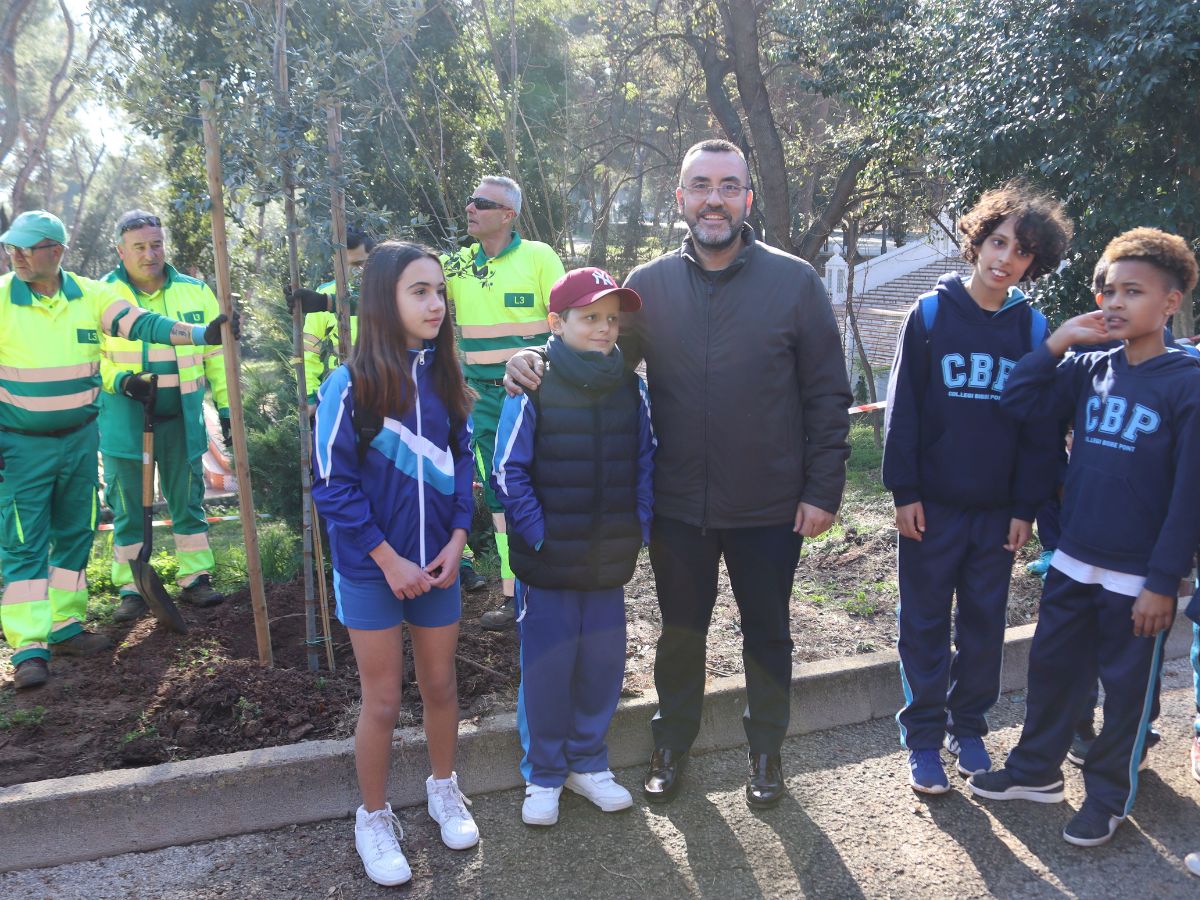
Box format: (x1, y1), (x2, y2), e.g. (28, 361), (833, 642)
(6, 660), (1200, 899)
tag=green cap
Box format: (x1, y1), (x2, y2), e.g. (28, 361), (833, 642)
(0, 210), (68, 248)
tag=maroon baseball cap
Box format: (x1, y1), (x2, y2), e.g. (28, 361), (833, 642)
(548, 267), (642, 315)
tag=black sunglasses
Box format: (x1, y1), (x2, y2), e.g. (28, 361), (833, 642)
(466, 196), (510, 212)
(118, 215), (162, 235)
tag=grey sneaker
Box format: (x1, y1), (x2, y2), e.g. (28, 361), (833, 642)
(479, 597), (515, 631)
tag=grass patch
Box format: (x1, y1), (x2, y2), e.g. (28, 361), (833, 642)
(846, 421), (886, 496)
(0, 700), (46, 730)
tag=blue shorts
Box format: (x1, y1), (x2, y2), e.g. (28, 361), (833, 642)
(333, 571), (462, 630)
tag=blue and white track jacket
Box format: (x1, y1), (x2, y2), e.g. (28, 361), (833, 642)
(311, 350), (474, 580)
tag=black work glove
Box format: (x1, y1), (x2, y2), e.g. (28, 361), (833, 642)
(220, 414), (232, 451)
(203, 311), (241, 344)
(121, 372), (155, 404)
(284, 286), (331, 316)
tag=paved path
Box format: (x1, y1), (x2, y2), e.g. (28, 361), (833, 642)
(6, 660), (1200, 899)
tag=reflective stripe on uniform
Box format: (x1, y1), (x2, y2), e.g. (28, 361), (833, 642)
(0, 385), (98, 412)
(172, 531), (210, 552)
(460, 321), (550, 340)
(2, 579), (48, 604)
(101, 300), (146, 336)
(48, 567), (86, 593)
(114, 541), (143, 562)
(0, 362), (99, 382)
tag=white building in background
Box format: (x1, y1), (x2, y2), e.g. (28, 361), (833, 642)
(824, 218), (971, 396)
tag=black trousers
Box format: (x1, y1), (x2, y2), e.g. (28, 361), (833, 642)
(649, 516), (801, 754)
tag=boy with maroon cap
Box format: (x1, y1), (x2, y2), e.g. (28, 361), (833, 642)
(492, 267), (655, 826)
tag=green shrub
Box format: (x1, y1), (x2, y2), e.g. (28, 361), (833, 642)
(257, 520), (301, 583)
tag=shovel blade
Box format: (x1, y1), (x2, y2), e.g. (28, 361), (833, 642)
(131, 559), (188, 634)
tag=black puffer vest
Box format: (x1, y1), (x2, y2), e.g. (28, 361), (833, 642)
(507, 339), (643, 590)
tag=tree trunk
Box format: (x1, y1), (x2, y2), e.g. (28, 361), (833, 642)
(588, 171), (612, 269)
(842, 220), (881, 447)
(721, 0), (791, 250)
(795, 154), (868, 263)
(0, 0), (35, 172)
(621, 143), (646, 266)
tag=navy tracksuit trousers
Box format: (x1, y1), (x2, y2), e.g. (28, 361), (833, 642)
(896, 502), (1014, 750)
(649, 517), (802, 755)
(516, 582), (626, 787)
(1006, 568), (1166, 818)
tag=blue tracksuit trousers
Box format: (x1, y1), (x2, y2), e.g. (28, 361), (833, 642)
(896, 502), (1014, 750)
(515, 582), (626, 787)
(1006, 568), (1166, 818)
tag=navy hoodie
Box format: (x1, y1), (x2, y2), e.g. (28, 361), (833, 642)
(1001, 341), (1200, 596)
(883, 273), (1058, 518)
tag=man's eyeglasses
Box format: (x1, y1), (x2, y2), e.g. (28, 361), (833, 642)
(466, 196), (511, 212)
(680, 183), (750, 200)
(117, 215), (162, 235)
(3, 241), (61, 256)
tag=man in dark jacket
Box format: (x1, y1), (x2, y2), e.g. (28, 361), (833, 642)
(507, 139), (852, 808)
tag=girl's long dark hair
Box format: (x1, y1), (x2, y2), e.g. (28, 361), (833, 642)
(348, 240), (474, 427)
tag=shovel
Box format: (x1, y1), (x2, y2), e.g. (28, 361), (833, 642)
(130, 374), (188, 634)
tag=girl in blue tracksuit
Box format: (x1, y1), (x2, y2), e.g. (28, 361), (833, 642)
(312, 242), (477, 887)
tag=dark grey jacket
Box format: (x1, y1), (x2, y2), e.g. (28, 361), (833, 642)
(621, 225), (852, 528)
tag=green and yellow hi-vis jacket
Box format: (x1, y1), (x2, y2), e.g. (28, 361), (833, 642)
(442, 232), (564, 382)
(0, 270), (188, 435)
(98, 262), (229, 461)
(302, 280), (358, 404)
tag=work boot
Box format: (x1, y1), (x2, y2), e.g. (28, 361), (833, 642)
(479, 597), (515, 631)
(181, 574), (225, 608)
(13, 658), (49, 690)
(113, 592), (149, 623)
(52, 630), (112, 657)
(459, 563), (486, 593)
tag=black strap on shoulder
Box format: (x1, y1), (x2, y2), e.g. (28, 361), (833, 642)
(351, 380), (383, 467)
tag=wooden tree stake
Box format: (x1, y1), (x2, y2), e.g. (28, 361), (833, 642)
(273, 0), (324, 672)
(326, 103), (352, 360)
(199, 79), (273, 667)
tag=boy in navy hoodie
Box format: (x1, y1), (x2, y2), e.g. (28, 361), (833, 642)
(970, 228), (1200, 848)
(883, 183), (1072, 793)
(492, 267), (655, 827)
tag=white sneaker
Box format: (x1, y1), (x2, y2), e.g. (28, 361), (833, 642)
(565, 769), (633, 812)
(426, 773), (480, 850)
(522, 782), (562, 826)
(354, 803), (411, 886)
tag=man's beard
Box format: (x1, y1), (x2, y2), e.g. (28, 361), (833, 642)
(688, 211), (742, 251)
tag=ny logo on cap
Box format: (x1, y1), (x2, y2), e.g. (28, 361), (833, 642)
(591, 270), (616, 287)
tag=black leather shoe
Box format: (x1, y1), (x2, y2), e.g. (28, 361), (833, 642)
(746, 752), (786, 808)
(644, 748), (688, 803)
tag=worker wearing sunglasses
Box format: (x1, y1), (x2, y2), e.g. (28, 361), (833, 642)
(440, 177), (565, 628)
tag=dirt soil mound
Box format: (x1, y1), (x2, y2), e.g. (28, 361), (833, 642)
(0, 578), (519, 787)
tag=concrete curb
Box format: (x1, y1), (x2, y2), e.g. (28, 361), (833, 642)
(2, 611), (1194, 873)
